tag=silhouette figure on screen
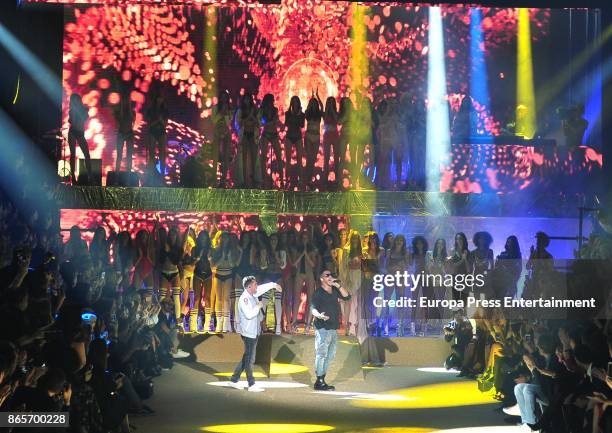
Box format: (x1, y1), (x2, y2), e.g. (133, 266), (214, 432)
(68, 93), (92, 184)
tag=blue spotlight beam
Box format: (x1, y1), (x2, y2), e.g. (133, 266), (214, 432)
(0, 109), (56, 217)
(426, 6), (451, 200)
(0, 22), (62, 106)
(469, 8), (490, 135)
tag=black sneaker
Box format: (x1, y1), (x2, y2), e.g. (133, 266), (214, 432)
(321, 376), (335, 391)
(314, 376), (330, 391)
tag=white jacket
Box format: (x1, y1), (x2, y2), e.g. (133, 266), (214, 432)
(237, 283), (277, 339)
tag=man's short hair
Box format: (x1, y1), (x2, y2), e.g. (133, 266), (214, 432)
(242, 275), (257, 290)
(320, 270), (334, 278)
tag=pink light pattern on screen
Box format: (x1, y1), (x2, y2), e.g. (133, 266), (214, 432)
(59, 209), (349, 244)
(60, 209), (262, 244)
(59, 2), (605, 195)
(441, 144), (603, 193)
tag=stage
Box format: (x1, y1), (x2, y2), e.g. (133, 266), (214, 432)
(180, 334), (452, 383)
(57, 186), (591, 259)
(131, 360), (512, 433)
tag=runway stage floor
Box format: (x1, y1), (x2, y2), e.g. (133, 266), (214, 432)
(131, 361), (527, 433)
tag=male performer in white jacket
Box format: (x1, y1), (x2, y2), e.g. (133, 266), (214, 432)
(230, 276), (281, 392)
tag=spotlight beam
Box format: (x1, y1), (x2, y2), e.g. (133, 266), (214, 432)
(469, 8), (490, 136)
(516, 8), (537, 138)
(0, 22), (62, 106)
(425, 6), (450, 202)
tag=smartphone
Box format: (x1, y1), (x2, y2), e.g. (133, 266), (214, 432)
(81, 312), (97, 325)
(607, 361), (612, 378)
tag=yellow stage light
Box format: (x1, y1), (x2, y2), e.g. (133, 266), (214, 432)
(213, 363), (308, 377)
(351, 381), (496, 409)
(213, 372), (267, 378)
(537, 24), (612, 112)
(269, 363), (310, 375)
(201, 424), (335, 433)
(516, 8), (536, 138)
(348, 3), (373, 190)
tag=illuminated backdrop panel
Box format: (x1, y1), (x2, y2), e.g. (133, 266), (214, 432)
(58, 2), (603, 192)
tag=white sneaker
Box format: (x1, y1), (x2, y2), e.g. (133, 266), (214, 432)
(171, 349), (190, 359)
(275, 325), (282, 335)
(229, 381), (245, 390)
(502, 404), (521, 416)
(247, 384), (265, 393)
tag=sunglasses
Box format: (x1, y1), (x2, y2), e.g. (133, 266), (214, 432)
(322, 273), (333, 278)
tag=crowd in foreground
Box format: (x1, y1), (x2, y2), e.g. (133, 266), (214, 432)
(443, 231), (612, 433)
(0, 185), (191, 433)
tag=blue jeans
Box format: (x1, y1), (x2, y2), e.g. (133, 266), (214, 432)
(231, 336), (258, 387)
(514, 383), (547, 424)
(315, 328), (338, 377)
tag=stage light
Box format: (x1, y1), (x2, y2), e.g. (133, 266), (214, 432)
(0, 110), (55, 220)
(201, 424), (334, 433)
(268, 363), (309, 375)
(516, 8), (536, 138)
(213, 372), (267, 378)
(416, 367), (460, 374)
(212, 363), (308, 377)
(537, 23), (612, 114)
(0, 23), (61, 105)
(351, 381), (496, 409)
(201, 5), (217, 119)
(470, 8), (490, 135)
(313, 390), (408, 401)
(425, 6), (450, 201)
(348, 3), (372, 189)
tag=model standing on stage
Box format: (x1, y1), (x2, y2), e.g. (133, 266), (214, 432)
(412, 236), (430, 335)
(258, 94), (282, 187)
(449, 232), (472, 304)
(427, 238), (450, 325)
(304, 91), (323, 189)
(285, 96), (305, 186)
(322, 97), (340, 186)
(68, 93), (92, 184)
(237, 93), (260, 188)
(144, 88), (169, 177)
(213, 91), (233, 188)
(337, 97), (353, 188)
(290, 230), (317, 333)
(385, 234), (411, 336)
(114, 85), (135, 172)
(210, 231), (238, 333)
(193, 230), (213, 332)
(264, 233), (286, 335)
(344, 232), (363, 337)
(311, 270), (351, 391)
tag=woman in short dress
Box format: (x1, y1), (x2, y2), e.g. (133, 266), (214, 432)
(193, 230), (213, 332)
